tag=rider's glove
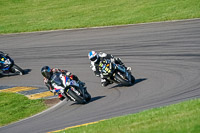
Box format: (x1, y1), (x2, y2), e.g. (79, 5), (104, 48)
(66, 71), (71, 76)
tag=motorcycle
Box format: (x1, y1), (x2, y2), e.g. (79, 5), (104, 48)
(99, 59), (135, 86)
(0, 52), (24, 76)
(51, 73), (91, 104)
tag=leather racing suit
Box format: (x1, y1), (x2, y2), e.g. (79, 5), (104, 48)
(43, 68), (84, 101)
(90, 52), (125, 87)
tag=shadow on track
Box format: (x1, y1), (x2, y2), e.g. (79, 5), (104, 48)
(135, 78), (147, 85)
(0, 69), (32, 78)
(90, 96), (106, 102)
(109, 78), (147, 89)
(23, 69), (32, 75)
(69, 96), (106, 105)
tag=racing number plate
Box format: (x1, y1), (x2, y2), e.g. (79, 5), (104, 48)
(99, 62), (111, 75)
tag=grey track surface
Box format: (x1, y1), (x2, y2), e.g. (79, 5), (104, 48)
(0, 19), (200, 133)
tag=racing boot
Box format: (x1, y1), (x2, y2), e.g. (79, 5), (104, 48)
(101, 79), (113, 87)
(58, 93), (65, 101)
(127, 67), (131, 71)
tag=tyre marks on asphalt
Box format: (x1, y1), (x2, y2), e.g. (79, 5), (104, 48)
(0, 86), (56, 99)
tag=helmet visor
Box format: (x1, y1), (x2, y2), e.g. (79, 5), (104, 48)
(90, 56), (97, 61)
(41, 66), (51, 79)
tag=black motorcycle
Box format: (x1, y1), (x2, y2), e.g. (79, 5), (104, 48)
(51, 73), (91, 104)
(99, 59), (135, 86)
(0, 52), (24, 76)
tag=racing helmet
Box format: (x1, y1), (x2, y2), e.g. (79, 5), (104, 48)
(88, 51), (99, 62)
(41, 66), (51, 79)
(0, 54), (5, 62)
(0, 57), (5, 62)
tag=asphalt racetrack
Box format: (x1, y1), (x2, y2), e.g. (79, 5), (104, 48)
(0, 19), (200, 133)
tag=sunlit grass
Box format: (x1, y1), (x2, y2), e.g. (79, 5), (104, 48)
(0, 0), (200, 33)
(56, 99), (200, 133)
(0, 92), (47, 126)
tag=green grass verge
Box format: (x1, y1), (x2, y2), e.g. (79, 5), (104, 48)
(0, 0), (200, 34)
(56, 99), (200, 133)
(0, 92), (47, 126)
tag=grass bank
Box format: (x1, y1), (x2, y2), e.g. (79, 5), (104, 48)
(0, 92), (47, 126)
(55, 99), (200, 133)
(0, 0), (200, 34)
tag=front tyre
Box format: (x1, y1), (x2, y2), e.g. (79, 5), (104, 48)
(131, 75), (135, 84)
(11, 64), (24, 75)
(114, 72), (131, 86)
(67, 89), (86, 104)
(84, 91), (91, 103)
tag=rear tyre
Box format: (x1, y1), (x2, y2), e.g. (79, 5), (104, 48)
(11, 64), (24, 75)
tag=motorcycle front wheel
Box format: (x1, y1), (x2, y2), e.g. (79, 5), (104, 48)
(131, 75), (135, 84)
(114, 72), (132, 86)
(67, 88), (87, 104)
(84, 90), (91, 102)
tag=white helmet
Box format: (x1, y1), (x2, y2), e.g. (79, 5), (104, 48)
(88, 51), (99, 62)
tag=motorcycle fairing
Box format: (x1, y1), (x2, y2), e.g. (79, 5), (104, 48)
(0, 56), (10, 71)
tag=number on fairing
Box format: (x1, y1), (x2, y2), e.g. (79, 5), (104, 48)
(105, 67), (111, 73)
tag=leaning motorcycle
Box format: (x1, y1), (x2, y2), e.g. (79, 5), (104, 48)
(52, 73), (91, 104)
(99, 59), (135, 86)
(0, 52), (24, 75)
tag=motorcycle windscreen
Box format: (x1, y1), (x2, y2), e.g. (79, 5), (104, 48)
(51, 73), (63, 86)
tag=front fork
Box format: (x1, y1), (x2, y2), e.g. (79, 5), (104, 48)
(65, 86), (82, 101)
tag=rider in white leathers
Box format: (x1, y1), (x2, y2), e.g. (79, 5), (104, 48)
(88, 51), (131, 87)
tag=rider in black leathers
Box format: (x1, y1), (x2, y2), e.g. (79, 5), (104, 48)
(0, 51), (17, 76)
(41, 66), (85, 101)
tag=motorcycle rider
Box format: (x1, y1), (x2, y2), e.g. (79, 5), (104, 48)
(0, 51), (8, 71)
(41, 66), (85, 101)
(0, 51), (16, 76)
(88, 50), (131, 87)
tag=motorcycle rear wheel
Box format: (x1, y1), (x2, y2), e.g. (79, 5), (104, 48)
(11, 64), (24, 75)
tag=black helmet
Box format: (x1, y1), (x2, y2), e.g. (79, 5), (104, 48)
(41, 66), (51, 79)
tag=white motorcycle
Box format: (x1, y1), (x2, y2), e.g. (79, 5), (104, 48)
(51, 73), (91, 104)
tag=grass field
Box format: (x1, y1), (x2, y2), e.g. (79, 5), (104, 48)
(55, 99), (200, 133)
(0, 92), (47, 126)
(0, 0), (200, 34)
